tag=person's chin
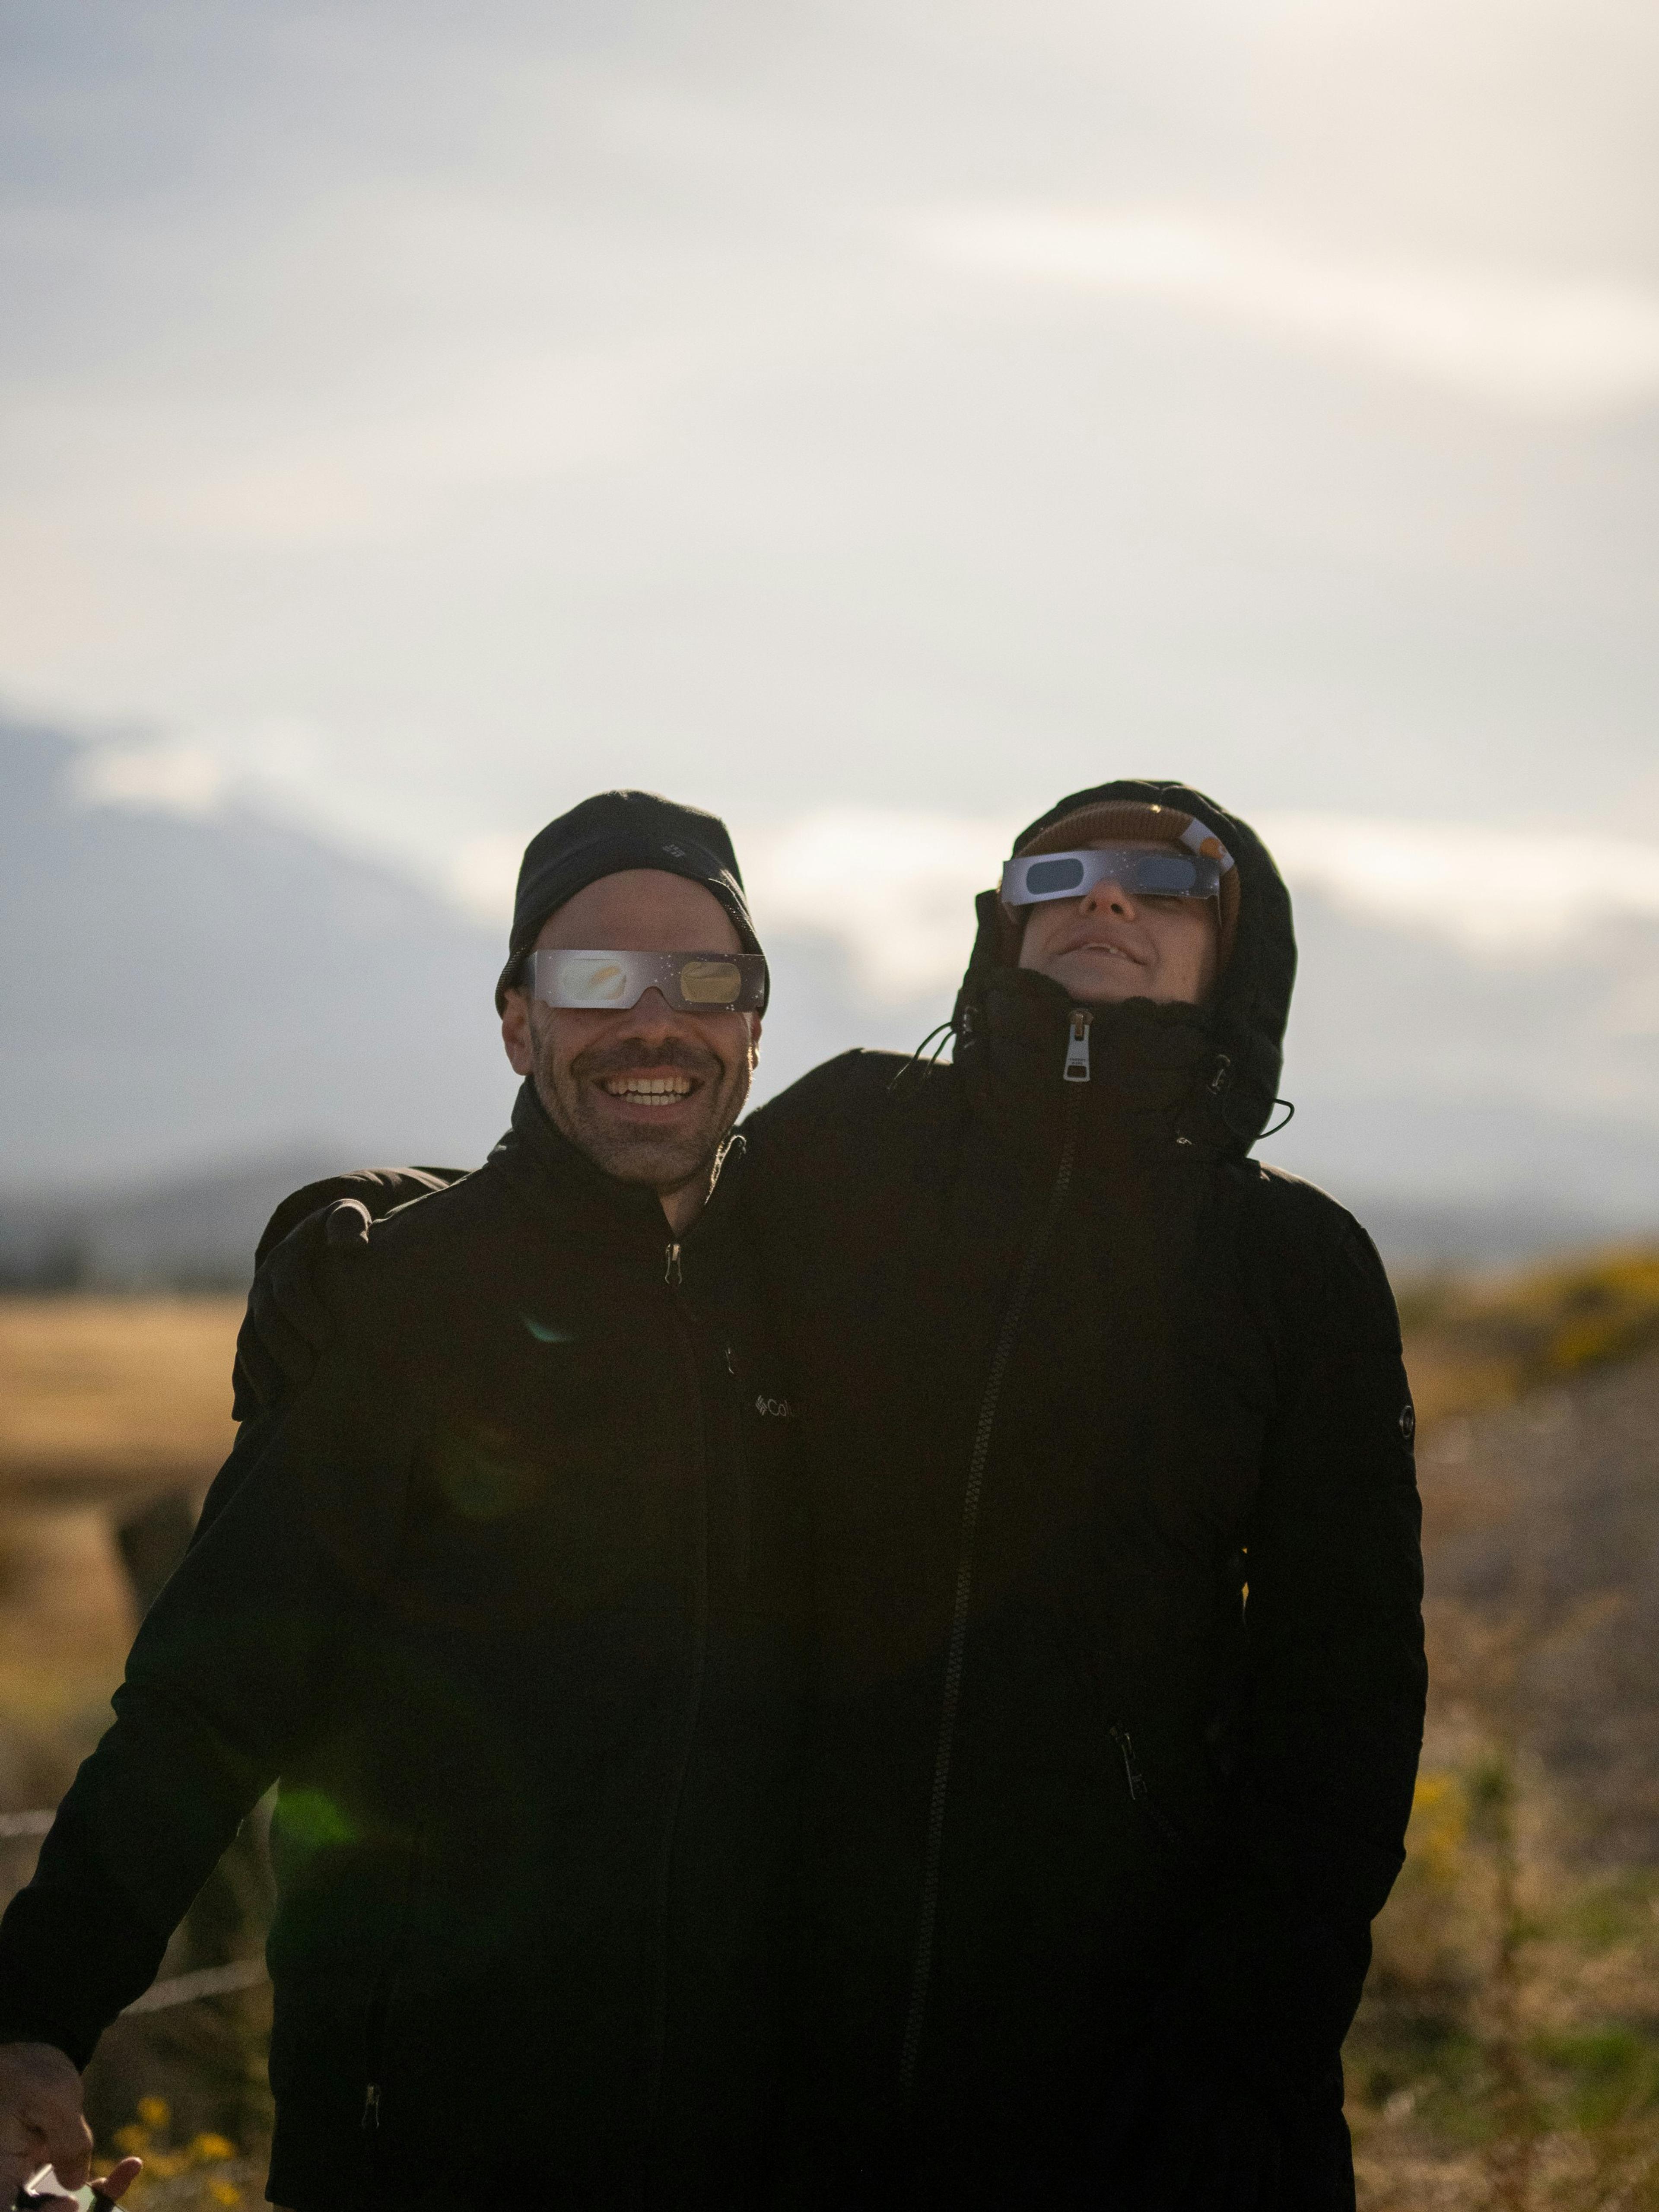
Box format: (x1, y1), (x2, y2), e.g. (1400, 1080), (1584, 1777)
(1055, 955), (1149, 1004)
(575, 1095), (725, 1185)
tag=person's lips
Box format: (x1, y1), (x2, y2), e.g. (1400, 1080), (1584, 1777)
(598, 1071), (698, 1112)
(573, 1036), (724, 1124)
(1052, 929), (1147, 966)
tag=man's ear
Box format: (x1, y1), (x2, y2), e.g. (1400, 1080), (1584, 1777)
(745, 1013), (763, 1071)
(502, 989), (536, 1077)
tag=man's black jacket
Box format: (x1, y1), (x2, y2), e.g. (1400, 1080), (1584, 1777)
(738, 781), (1427, 2207)
(0, 1087), (809, 2210)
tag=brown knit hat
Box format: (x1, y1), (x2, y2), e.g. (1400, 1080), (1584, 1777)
(1004, 798), (1241, 972)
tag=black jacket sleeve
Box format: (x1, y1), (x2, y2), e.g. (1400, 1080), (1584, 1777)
(1198, 1192), (1427, 2094)
(0, 1297), (410, 2067)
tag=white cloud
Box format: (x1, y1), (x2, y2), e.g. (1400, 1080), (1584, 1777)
(744, 808), (1659, 992)
(450, 834), (524, 924)
(3, 346), (667, 551)
(1257, 813), (1659, 954)
(72, 740), (227, 817)
(741, 809), (1018, 1000)
(910, 208), (1659, 414)
(445, 805), (1659, 995)
(442, 806), (1659, 998)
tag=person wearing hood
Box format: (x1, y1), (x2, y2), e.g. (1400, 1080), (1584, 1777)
(739, 779), (1426, 2206)
(133, 778), (1424, 2209)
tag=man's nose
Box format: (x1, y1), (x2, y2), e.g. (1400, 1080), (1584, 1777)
(616, 986), (687, 1038)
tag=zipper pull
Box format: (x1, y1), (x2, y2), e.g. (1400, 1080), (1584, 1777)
(664, 1242), (683, 1287)
(1063, 1008), (1092, 1084)
(1109, 1723), (1146, 1801)
(362, 2083), (381, 2131)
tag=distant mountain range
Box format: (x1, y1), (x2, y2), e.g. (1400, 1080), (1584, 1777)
(3, 717), (1657, 1283)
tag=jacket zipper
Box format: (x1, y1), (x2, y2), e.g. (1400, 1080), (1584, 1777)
(1063, 1007), (1093, 1083)
(899, 1022), (1090, 2098)
(642, 1239), (710, 2144)
(1109, 1722), (1147, 1801)
(360, 1832), (424, 2152)
(1109, 1722), (1189, 1856)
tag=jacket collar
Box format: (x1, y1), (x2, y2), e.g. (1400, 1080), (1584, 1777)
(955, 965), (1232, 1170)
(489, 1076), (745, 1259)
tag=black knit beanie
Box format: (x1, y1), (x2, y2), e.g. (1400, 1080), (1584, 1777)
(495, 789), (765, 1011)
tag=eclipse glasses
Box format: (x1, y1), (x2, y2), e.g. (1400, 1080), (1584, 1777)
(529, 949), (769, 1014)
(1000, 846), (1224, 907)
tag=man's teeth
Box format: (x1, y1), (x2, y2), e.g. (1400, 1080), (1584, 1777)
(603, 1075), (695, 1106)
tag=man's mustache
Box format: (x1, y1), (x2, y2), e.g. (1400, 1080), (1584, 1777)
(572, 1036), (726, 1082)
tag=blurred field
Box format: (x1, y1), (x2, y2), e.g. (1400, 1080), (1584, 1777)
(1400, 1248), (1659, 1432)
(0, 1297), (239, 1497)
(3, 1257), (1659, 2205)
(1352, 1246), (1659, 2209)
(0, 1297), (239, 1799)
(0, 1294), (265, 2181)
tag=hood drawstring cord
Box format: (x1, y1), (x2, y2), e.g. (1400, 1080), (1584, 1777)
(1174, 1051), (1297, 1149)
(1176, 1050), (1231, 1149)
(888, 1018), (958, 1097)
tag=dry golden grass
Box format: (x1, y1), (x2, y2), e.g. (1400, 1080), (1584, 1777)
(1355, 1243), (1659, 2208)
(0, 1297), (240, 1500)
(0, 1296), (241, 1824)
(1402, 1248), (1659, 1432)
(1350, 1752), (1659, 2211)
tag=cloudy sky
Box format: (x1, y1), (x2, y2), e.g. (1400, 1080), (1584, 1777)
(4, 0), (1659, 992)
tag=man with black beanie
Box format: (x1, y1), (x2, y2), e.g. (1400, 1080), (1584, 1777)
(0, 792), (807, 2212)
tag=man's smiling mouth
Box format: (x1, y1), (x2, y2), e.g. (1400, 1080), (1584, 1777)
(600, 1074), (697, 1109)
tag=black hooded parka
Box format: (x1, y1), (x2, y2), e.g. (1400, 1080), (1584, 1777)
(0, 1086), (809, 2211)
(737, 781), (1427, 2207)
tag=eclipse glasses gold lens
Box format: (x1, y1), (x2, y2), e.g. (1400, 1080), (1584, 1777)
(530, 949), (769, 1014)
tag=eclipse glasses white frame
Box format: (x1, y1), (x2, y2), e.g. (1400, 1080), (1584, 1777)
(1000, 845), (1226, 907)
(529, 948), (769, 1014)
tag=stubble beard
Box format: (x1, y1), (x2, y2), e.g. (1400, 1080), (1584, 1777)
(534, 1025), (747, 1198)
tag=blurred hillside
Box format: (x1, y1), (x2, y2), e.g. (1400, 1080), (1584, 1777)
(0, 718), (514, 1189)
